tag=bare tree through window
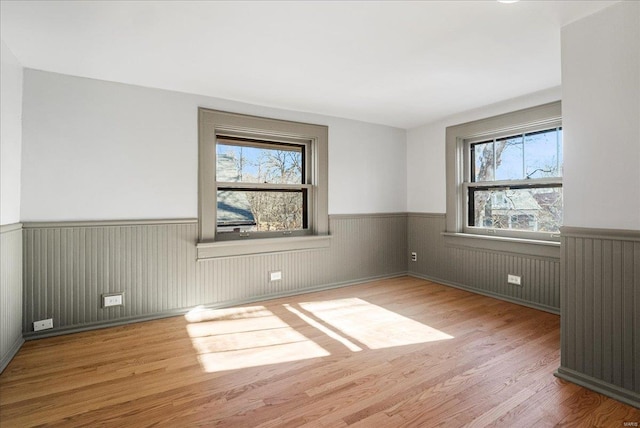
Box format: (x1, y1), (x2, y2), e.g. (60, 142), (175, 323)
(216, 141), (306, 233)
(470, 128), (562, 233)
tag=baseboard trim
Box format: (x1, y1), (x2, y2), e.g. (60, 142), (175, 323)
(555, 366), (640, 409)
(408, 272), (560, 315)
(0, 336), (24, 374)
(24, 272), (409, 340)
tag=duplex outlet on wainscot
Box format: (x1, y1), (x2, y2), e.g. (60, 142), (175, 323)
(33, 318), (53, 332)
(507, 274), (522, 286)
(102, 292), (124, 308)
(269, 271), (282, 282)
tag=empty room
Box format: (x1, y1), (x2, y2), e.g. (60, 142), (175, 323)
(1, 0), (639, 426)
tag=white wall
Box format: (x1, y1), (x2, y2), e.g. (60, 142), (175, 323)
(0, 40), (23, 225)
(21, 70), (406, 221)
(406, 87), (562, 213)
(561, 1), (640, 230)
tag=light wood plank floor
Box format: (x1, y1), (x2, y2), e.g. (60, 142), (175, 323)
(1, 277), (638, 427)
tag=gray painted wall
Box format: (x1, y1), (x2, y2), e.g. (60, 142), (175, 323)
(1, 224), (23, 372)
(557, 227), (640, 408)
(407, 213), (561, 314)
(22, 212), (564, 339)
(22, 214), (407, 336)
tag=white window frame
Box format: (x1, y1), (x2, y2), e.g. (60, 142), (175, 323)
(197, 108), (330, 259)
(445, 101), (562, 257)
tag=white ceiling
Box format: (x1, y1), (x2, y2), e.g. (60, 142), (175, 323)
(1, 1), (617, 129)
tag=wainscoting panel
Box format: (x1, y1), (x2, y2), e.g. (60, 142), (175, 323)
(22, 214), (407, 336)
(1, 224), (23, 372)
(408, 213), (561, 313)
(557, 227), (640, 407)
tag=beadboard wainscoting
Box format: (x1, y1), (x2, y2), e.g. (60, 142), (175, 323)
(1, 224), (23, 372)
(556, 227), (640, 408)
(22, 214), (407, 337)
(407, 213), (561, 314)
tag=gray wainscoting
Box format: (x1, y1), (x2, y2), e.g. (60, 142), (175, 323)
(1, 224), (24, 372)
(556, 227), (640, 408)
(407, 213), (561, 314)
(22, 214), (407, 337)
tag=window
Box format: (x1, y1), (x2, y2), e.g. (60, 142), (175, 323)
(446, 101), (562, 246)
(466, 127), (563, 238)
(216, 137), (309, 238)
(198, 109), (329, 259)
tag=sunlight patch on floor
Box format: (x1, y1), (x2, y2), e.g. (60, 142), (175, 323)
(283, 304), (363, 352)
(185, 297), (453, 373)
(185, 306), (329, 372)
(298, 298), (454, 349)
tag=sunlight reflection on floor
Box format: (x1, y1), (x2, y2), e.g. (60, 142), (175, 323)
(299, 298), (454, 349)
(186, 306), (329, 372)
(283, 304), (363, 352)
(185, 298), (453, 373)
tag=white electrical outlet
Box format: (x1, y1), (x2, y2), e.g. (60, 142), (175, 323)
(33, 318), (53, 332)
(102, 293), (124, 308)
(411, 252), (417, 262)
(269, 271), (282, 282)
(507, 274), (522, 286)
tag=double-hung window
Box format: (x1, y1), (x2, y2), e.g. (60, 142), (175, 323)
(466, 126), (563, 239)
(198, 109), (329, 259)
(215, 137), (309, 239)
(446, 101), (562, 245)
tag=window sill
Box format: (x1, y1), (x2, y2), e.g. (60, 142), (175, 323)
(197, 235), (331, 260)
(442, 232), (560, 259)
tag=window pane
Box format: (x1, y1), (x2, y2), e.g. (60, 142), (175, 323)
(471, 187), (562, 233)
(217, 190), (256, 229)
(217, 143), (303, 184)
(217, 190), (305, 232)
(495, 136), (524, 180)
(472, 141), (494, 182)
(524, 128), (562, 178)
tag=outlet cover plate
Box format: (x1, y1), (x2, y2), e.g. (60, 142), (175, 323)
(102, 292), (124, 308)
(507, 274), (522, 286)
(269, 271), (282, 282)
(33, 318), (53, 332)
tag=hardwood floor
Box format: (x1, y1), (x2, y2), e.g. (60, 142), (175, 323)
(1, 276), (638, 427)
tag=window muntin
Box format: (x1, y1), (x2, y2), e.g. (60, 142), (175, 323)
(465, 127), (563, 238)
